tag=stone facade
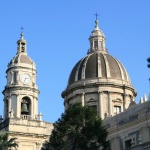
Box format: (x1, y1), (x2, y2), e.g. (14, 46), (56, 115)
(104, 99), (150, 150)
(0, 34), (53, 150)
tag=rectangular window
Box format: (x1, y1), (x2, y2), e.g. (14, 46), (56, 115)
(13, 71), (17, 83)
(94, 41), (98, 49)
(125, 139), (132, 149)
(114, 106), (121, 115)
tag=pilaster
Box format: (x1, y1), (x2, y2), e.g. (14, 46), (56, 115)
(98, 91), (103, 119)
(108, 91), (112, 117)
(81, 92), (85, 106)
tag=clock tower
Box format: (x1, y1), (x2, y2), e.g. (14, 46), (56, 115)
(1, 34), (53, 150)
(3, 33), (39, 120)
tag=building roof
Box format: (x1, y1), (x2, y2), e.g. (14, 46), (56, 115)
(68, 52), (131, 86)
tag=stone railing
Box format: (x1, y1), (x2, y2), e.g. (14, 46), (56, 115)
(21, 115), (31, 120)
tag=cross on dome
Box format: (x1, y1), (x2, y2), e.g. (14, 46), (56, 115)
(94, 12), (99, 20)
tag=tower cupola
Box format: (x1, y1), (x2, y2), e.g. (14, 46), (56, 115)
(17, 33), (27, 54)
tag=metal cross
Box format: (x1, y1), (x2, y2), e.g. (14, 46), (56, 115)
(21, 27), (24, 33)
(94, 13), (99, 20)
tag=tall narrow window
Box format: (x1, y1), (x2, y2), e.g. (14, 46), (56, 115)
(13, 71), (17, 83)
(94, 41), (98, 49)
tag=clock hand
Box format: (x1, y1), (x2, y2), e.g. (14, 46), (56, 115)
(24, 78), (27, 82)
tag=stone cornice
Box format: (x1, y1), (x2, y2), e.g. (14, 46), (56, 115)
(62, 81), (136, 98)
(6, 66), (36, 73)
(2, 86), (40, 95)
(9, 131), (50, 138)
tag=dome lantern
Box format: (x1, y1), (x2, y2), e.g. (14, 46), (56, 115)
(89, 19), (107, 53)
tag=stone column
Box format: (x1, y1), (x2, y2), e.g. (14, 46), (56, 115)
(98, 91), (103, 119)
(31, 96), (34, 119)
(33, 96), (38, 119)
(123, 93), (128, 111)
(8, 97), (11, 117)
(16, 71), (19, 84)
(81, 92), (85, 106)
(3, 99), (6, 120)
(16, 94), (20, 118)
(10, 71), (13, 84)
(108, 91), (112, 117)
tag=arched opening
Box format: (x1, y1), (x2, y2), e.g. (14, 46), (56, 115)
(21, 97), (31, 117)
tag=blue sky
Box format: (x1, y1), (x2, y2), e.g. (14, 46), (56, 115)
(0, 1), (150, 122)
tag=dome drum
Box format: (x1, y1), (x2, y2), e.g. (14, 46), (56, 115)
(63, 85), (135, 119)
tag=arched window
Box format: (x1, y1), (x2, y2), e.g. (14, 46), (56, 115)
(21, 97), (31, 116)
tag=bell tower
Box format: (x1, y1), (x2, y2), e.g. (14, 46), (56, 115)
(3, 33), (39, 120)
(0, 33), (53, 150)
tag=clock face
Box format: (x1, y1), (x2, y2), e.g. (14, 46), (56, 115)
(21, 74), (31, 84)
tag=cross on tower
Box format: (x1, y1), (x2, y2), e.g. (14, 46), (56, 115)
(21, 27), (24, 34)
(94, 13), (99, 20)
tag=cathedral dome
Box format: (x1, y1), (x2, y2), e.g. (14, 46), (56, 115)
(62, 20), (137, 110)
(66, 19), (132, 88)
(68, 52), (131, 86)
(62, 19), (136, 119)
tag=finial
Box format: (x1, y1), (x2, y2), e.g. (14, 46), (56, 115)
(20, 27), (24, 39)
(94, 13), (99, 27)
(94, 12), (99, 20)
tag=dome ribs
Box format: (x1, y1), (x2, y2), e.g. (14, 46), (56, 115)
(68, 60), (81, 85)
(102, 54), (111, 78)
(97, 53), (102, 77)
(119, 62), (131, 83)
(78, 57), (87, 80)
(100, 53), (107, 77)
(113, 57), (125, 81)
(106, 54), (121, 79)
(85, 54), (98, 79)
